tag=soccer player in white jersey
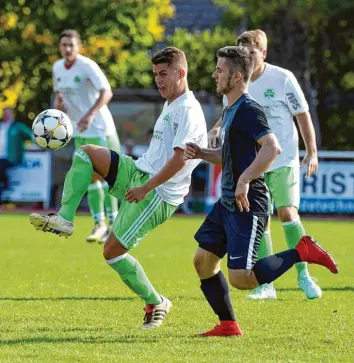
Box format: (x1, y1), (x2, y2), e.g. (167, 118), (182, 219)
(208, 30), (321, 300)
(30, 47), (208, 328)
(53, 29), (120, 243)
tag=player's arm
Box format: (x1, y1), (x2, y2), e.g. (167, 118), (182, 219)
(86, 89), (113, 117)
(78, 62), (113, 132)
(125, 148), (186, 203)
(236, 133), (281, 212)
(54, 92), (66, 112)
(296, 111), (318, 178)
(240, 133), (282, 183)
(207, 116), (222, 148)
(184, 143), (222, 165)
(285, 72), (318, 177)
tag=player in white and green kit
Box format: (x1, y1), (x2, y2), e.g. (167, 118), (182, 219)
(209, 30), (321, 300)
(52, 29), (120, 243)
(30, 47), (208, 328)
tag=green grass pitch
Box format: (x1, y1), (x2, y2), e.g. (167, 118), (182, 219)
(0, 214), (353, 362)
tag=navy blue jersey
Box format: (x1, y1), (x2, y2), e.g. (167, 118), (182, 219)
(220, 93), (271, 214)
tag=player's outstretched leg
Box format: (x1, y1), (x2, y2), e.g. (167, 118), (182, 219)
(251, 235), (338, 290)
(104, 232), (172, 329)
(30, 147), (96, 237)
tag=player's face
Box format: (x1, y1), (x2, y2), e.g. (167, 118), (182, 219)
(59, 36), (81, 63)
(240, 42), (266, 73)
(212, 58), (239, 95)
(153, 63), (182, 100)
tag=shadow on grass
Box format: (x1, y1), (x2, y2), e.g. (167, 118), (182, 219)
(0, 334), (160, 346)
(276, 286), (354, 292)
(0, 296), (136, 302)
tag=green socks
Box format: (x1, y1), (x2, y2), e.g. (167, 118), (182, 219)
(107, 254), (162, 305)
(258, 228), (273, 259)
(282, 218), (308, 276)
(59, 149), (93, 222)
(102, 181), (118, 226)
(87, 181), (105, 225)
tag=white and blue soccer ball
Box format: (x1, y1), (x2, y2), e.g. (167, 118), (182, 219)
(32, 109), (73, 150)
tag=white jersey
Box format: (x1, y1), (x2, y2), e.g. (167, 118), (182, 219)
(52, 54), (116, 138)
(135, 91), (207, 206)
(223, 63), (309, 171)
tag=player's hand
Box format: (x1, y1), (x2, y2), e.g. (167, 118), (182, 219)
(77, 113), (94, 133)
(235, 179), (250, 212)
(208, 128), (220, 148)
(125, 185), (150, 203)
(184, 142), (202, 160)
(300, 152), (318, 178)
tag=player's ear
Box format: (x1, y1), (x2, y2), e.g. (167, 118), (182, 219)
(234, 71), (242, 82)
(179, 69), (186, 79)
(262, 49), (267, 60)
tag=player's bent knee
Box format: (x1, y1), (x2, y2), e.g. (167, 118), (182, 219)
(228, 269), (259, 290)
(193, 248), (221, 279)
(80, 145), (111, 179)
(277, 206), (298, 223)
(103, 232), (128, 260)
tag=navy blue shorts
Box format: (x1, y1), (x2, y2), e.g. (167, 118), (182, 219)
(195, 200), (268, 270)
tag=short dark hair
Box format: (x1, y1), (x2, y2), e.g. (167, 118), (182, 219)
(216, 46), (253, 82)
(59, 29), (81, 43)
(151, 47), (188, 72)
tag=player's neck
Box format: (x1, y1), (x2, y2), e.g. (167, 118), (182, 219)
(167, 81), (189, 105)
(251, 63), (266, 82)
(226, 85), (247, 107)
(64, 57), (77, 69)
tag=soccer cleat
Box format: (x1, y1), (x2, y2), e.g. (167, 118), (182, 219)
(198, 321), (243, 337)
(141, 296), (172, 329)
(98, 228), (110, 244)
(295, 235), (338, 274)
(29, 213), (73, 238)
(298, 274), (322, 300)
(245, 283), (277, 300)
(86, 225), (108, 243)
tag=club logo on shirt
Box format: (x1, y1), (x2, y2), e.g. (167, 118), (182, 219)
(264, 88), (275, 99)
(162, 113), (170, 124)
(73, 75), (82, 83)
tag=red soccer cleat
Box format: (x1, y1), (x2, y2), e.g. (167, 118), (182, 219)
(295, 235), (338, 274)
(198, 321), (243, 337)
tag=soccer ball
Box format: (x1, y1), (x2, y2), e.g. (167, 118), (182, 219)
(32, 109), (73, 150)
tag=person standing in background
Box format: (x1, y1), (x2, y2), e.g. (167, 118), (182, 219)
(0, 107), (33, 203)
(53, 29), (121, 243)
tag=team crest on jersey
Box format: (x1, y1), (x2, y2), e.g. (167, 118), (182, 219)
(264, 88), (275, 99)
(73, 75), (82, 83)
(162, 113), (170, 124)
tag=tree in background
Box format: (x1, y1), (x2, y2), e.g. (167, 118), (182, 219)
(167, 27), (236, 93)
(213, 0), (354, 150)
(0, 0), (174, 123)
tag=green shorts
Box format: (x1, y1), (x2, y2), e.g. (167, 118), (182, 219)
(74, 133), (121, 152)
(265, 166), (300, 211)
(109, 153), (176, 250)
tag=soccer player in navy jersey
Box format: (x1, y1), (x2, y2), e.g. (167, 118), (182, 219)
(184, 46), (338, 337)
